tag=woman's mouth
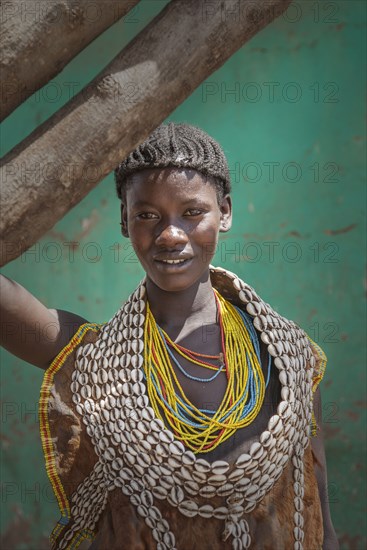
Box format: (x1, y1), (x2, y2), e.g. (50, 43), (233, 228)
(154, 257), (193, 269)
(160, 259), (187, 264)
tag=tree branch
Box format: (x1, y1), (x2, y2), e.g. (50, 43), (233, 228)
(0, 0), (291, 266)
(0, 0), (140, 120)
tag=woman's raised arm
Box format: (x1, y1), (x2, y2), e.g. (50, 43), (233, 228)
(0, 274), (88, 369)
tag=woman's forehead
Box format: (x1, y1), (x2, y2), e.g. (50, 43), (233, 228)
(127, 167), (210, 185)
(124, 168), (219, 208)
(126, 167), (217, 194)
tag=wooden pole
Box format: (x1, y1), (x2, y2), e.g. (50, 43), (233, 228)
(0, 0), (140, 120)
(0, 0), (291, 266)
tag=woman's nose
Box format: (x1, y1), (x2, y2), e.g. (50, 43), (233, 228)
(155, 223), (188, 247)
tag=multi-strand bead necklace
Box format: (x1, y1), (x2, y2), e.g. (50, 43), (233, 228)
(144, 290), (271, 453)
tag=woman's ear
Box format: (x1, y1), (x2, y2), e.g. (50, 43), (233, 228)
(219, 194), (232, 233)
(120, 203), (129, 237)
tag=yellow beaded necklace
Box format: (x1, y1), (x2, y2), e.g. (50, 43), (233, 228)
(143, 290), (266, 453)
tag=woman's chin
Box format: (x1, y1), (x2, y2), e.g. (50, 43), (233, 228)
(146, 262), (211, 293)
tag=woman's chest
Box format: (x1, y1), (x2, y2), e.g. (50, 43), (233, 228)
(155, 330), (279, 463)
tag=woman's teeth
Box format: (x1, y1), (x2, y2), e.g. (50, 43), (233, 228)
(161, 259), (186, 264)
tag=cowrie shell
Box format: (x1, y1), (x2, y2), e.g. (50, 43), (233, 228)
(194, 459), (211, 473)
(178, 500), (198, 518)
(211, 460), (229, 475)
(198, 504), (214, 518)
(213, 506), (228, 520)
(235, 453), (251, 469)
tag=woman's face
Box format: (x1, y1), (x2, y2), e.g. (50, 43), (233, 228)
(121, 168), (232, 293)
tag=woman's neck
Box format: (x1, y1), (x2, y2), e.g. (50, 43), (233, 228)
(145, 272), (218, 339)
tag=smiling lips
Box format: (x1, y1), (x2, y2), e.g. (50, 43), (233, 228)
(159, 259), (187, 264)
(154, 256), (192, 265)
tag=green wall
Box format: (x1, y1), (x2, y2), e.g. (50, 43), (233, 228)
(1, 1), (365, 548)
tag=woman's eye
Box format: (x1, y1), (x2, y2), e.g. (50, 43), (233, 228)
(137, 212), (158, 219)
(185, 209), (203, 216)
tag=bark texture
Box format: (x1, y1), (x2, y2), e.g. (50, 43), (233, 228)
(0, 0), (291, 267)
(0, 0), (140, 120)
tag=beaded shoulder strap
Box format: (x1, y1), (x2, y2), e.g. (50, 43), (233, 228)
(63, 267), (314, 550)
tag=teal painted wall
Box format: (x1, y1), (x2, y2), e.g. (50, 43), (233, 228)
(1, 1), (365, 548)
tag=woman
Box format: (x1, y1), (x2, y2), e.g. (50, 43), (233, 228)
(0, 123), (338, 549)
